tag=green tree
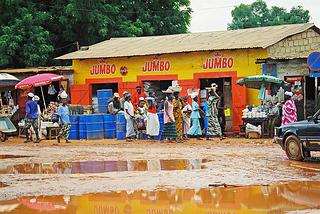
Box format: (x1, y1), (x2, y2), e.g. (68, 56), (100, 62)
(0, 0), (192, 68)
(0, 1), (54, 67)
(228, 0), (310, 30)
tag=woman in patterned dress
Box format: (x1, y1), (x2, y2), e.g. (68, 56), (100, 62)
(206, 83), (224, 140)
(160, 88), (179, 143)
(281, 91), (297, 125)
(173, 88), (183, 142)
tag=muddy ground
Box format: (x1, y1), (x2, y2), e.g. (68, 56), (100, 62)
(1, 137), (320, 202)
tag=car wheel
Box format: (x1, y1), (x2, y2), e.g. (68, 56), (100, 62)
(285, 135), (303, 161)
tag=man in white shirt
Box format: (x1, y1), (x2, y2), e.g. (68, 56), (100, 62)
(124, 93), (135, 141)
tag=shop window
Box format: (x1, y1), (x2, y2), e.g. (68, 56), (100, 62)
(262, 64), (277, 77)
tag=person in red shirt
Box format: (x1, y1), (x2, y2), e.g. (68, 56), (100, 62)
(132, 86), (146, 109)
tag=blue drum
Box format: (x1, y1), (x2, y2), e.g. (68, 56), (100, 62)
(103, 114), (116, 139)
(155, 112), (164, 140)
(69, 115), (79, 140)
(78, 115), (87, 140)
(86, 114), (104, 140)
(97, 89), (113, 113)
(116, 113), (126, 140)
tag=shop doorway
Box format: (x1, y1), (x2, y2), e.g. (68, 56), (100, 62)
(91, 83), (118, 98)
(91, 83), (118, 110)
(199, 77), (233, 132)
(143, 80), (172, 100)
(305, 76), (316, 117)
(284, 76), (305, 120)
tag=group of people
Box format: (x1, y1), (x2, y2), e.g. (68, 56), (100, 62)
(24, 91), (71, 144)
(21, 80), (300, 144)
(117, 83), (227, 142)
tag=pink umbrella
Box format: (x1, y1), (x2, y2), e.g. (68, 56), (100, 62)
(15, 73), (64, 109)
(17, 197), (66, 212)
(15, 73), (63, 89)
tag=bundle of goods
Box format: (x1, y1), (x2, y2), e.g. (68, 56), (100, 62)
(245, 123), (262, 139)
(242, 107), (267, 119)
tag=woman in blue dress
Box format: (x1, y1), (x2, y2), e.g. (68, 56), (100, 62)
(187, 95), (202, 138)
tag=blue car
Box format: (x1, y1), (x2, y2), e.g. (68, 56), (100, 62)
(274, 110), (320, 161)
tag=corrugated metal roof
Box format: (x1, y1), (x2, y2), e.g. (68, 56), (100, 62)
(56, 23), (318, 60)
(0, 66), (73, 74)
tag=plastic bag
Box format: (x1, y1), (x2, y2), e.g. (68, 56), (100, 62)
(245, 123), (261, 135)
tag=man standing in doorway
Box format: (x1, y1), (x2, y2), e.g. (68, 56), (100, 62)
(24, 92), (40, 143)
(132, 86), (146, 109)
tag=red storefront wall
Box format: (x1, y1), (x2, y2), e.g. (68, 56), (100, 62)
(70, 72), (246, 133)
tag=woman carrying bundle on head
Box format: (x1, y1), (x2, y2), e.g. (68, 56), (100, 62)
(187, 89), (203, 140)
(160, 87), (179, 143)
(206, 83), (224, 140)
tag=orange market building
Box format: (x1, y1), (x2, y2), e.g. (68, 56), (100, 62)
(56, 23), (319, 133)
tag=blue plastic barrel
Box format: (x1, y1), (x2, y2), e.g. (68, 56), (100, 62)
(116, 113), (126, 140)
(86, 114), (104, 140)
(97, 89), (113, 113)
(69, 115), (79, 140)
(103, 114), (116, 139)
(155, 112), (164, 140)
(79, 115), (87, 140)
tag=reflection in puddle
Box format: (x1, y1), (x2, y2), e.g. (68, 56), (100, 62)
(284, 159), (320, 172)
(0, 182), (8, 188)
(1, 181), (320, 213)
(0, 155), (30, 159)
(0, 159), (209, 174)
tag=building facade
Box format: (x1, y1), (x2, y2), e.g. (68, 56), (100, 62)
(57, 23), (319, 132)
(263, 26), (320, 120)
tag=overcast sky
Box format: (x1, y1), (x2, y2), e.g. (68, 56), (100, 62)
(189, 0), (320, 32)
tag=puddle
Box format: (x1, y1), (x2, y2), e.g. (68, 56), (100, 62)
(283, 158), (320, 172)
(0, 155), (30, 159)
(0, 182), (8, 188)
(1, 181), (320, 213)
(0, 159), (209, 174)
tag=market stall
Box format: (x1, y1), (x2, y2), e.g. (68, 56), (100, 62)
(15, 73), (65, 139)
(237, 75), (289, 138)
(0, 73), (19, 142)
(0, 73), (19, 116)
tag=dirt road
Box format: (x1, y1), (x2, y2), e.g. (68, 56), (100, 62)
(1, 137), (320, 203)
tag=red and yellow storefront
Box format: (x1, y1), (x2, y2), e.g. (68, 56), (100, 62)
(70, 49), (267, 132)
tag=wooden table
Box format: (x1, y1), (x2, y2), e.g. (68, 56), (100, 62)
(46, 126), (60, 140)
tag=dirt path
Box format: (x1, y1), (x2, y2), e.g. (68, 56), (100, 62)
(0, 137), (319, 201)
